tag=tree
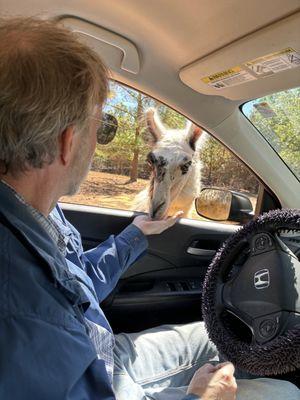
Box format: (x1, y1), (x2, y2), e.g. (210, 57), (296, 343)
(93, 82), (187, 182)
(92, 83), (150, 178)
(247, 88), (300, 179)
(200, 137), (259, 193)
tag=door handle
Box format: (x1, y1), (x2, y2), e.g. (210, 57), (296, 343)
(187, 247), (216, 256)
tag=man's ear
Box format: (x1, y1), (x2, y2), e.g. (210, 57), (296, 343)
(143, 108), (165, 146)
(186, 124), (203, 151)
(59, 126), (76, 166)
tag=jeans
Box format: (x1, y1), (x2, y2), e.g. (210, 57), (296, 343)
(113, 322), (300, 400)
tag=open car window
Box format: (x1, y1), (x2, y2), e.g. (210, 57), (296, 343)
(242, 87), (300, 181)
(61, 80), (260, 224)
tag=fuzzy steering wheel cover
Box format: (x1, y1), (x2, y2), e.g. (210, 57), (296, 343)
(202, 208), (300, 376)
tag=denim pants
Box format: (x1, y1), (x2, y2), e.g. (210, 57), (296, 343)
(113, 322), (300, 400)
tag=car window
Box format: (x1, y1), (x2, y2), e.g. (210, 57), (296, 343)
(242, 87), (300, 181)
(61, 81), (260, 224)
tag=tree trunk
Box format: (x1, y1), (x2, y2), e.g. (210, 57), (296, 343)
(127, 93), (143, 183)
(130, 146), (139, 182)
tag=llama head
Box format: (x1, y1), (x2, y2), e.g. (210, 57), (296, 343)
(144, 108), (204, 220)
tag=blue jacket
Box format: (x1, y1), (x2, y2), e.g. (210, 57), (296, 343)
(0, 182), (147, 399)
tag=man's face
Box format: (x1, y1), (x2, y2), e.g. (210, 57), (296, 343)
(66, 105), (100, 196)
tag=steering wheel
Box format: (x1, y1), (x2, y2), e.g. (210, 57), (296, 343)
(202, 208), (300, 376)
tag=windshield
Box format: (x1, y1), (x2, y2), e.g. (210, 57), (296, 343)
(242, 87), (300, 181)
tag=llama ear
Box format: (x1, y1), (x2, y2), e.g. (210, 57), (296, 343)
(186, 124), (203, 151)
(143, 108), (164, 145)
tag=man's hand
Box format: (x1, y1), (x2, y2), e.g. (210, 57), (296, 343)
(132, 211), (183, 235)
(187, 362), (237, 400)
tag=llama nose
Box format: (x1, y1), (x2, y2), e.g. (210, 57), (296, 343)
(151, 201), (165, 218)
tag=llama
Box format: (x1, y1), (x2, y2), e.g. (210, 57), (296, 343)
(134, 108), (205, 219)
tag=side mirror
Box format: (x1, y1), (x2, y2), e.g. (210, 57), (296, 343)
(195, 188), (254, 224)
(97, 113), (118, 145)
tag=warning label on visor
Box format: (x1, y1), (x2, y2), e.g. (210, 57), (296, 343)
(245, 48), (300, 75)
(201, 48), (300, 90)
(201, 67), (256, 89)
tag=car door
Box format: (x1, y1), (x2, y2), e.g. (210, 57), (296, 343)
(60, 81), (279, 333)
(62, 204), (237, 332)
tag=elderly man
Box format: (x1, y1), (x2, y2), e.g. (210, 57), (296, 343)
(0, 17), (298, 400)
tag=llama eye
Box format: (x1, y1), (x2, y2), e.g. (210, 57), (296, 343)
(147, 152), (156, 165)
(180, 161), (192, 175)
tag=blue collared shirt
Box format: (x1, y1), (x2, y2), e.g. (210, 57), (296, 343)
(50, 205), (148, 383)
(1, 179), (148, 383)
(0, 181), (148, 399)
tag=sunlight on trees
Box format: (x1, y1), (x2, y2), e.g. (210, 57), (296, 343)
(92, 81), (300, 197)
(245, 87), (300, 179)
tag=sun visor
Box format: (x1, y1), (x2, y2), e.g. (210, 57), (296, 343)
(180, 13), (300, 100)
(60, 17), (140, 75)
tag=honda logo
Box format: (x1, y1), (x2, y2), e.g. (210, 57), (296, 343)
(254, 269), (270, 290)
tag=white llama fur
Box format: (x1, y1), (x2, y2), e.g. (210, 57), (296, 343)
(133, 108), (206, 219)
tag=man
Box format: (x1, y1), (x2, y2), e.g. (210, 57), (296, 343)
(0, 17), (298, 400)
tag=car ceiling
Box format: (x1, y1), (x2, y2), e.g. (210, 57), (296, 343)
(1, 0), (300, 129)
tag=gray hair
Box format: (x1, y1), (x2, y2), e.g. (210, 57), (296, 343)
(0, 17), (108, 175)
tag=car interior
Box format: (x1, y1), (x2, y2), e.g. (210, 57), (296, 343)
(1, 0), (299, 388)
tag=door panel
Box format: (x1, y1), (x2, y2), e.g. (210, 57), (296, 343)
(62, 203), (238, 332)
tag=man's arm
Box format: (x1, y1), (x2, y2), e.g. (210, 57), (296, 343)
(53, 205), (182, 302)
(81, 222), (148, 301)
(80, 213), (183, 302)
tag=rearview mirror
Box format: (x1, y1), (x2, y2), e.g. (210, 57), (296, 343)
(195, 188), (254, 223)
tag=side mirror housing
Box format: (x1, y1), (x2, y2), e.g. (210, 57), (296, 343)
(195, 188), (254, 224)
(97, 113), (118, 145)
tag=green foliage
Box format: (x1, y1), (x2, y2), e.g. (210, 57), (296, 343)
(158, 105), (187, 129)
(246, 87), (300, 179)
(93, 81), (188, 176)
(200, 137), (259, 193)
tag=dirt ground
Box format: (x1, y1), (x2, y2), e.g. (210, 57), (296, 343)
(61, 170), (204, 219)
(61, 170), (255, 222)
(61, 170), (148, 211)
